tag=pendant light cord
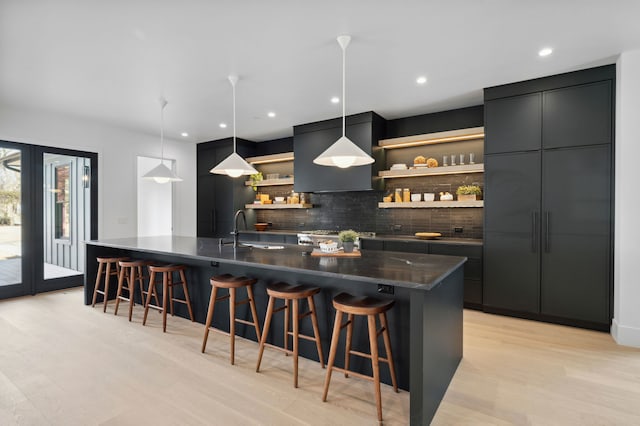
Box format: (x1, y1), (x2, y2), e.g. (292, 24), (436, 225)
(232, 79), (237, 153)
(342, 41), (346, 137)
(159, 97), (167, 164)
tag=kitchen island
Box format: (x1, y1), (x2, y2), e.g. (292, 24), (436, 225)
(84, 236), (465, 425)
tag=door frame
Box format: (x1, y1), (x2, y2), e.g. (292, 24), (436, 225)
(0, 140), (98, 298)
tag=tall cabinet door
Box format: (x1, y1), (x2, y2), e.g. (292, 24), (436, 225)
(540, 145), (611, 323)
(484, 151), (541, 313)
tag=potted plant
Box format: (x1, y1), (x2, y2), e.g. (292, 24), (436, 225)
(338, 229), (359, 253)
(249, 172), (263, 192)
(456, 185), (482, 201)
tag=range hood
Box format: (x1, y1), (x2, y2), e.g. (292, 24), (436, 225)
(293, 112), (386, 192)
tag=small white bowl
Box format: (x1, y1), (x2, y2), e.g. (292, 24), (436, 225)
(411, 194), (422, 202)
(274, 197), (285, 202)
(423, 193), (435, 202)
(390, 163), (407, 170)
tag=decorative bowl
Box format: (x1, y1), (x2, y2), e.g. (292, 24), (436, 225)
(254, 223), (269, 231)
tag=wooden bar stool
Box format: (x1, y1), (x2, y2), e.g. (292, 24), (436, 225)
(91, 256), (128, 312)
(256, 282), (325, 388)
(201, 274), (261, 365)
(322, 292), (398, 422)
(143, 264), (195, 332)
(114, 260), (150, 321)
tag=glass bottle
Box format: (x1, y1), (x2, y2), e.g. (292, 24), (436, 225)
(403, 188), (411, 202)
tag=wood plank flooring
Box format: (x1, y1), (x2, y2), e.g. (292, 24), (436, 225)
(1, 288), (639, 425)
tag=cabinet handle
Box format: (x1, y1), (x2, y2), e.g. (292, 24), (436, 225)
(211, 209), (216, 233)
(544, 211), (550, 253)
(531, 211), (538, 253)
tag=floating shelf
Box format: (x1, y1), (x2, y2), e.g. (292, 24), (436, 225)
(246, 151), (294, 164)
(378, 200), (484, 209)
(379, 127), (484, 149)
(245, 203), (313, 209)
(379, 163), (484, 178)
(245, 177), (294, 187)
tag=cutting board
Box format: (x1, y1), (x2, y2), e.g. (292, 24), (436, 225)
(310, 249), (362, 257)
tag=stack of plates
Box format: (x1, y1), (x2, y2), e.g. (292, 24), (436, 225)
(390, 163), (407, 170)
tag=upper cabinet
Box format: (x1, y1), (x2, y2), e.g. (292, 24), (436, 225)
(293, 112), (385, 192)
(542, 81), (612, 149)
(484, 93), (542, 154)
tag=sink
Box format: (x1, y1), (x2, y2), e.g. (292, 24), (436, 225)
(241, 243), (285, 250)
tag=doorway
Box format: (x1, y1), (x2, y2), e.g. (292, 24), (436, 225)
(0, 141), (97, 299)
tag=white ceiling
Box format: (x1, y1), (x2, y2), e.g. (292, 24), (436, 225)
(1, 1), (640, 143)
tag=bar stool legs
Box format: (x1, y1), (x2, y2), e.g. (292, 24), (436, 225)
(256, 282), (324, 388)
(91, 257), (126, 312)
(322, 292), (398, 422)
(114, 260), (148, 321)
(143, 264), (195, 332)
(202, 274), (261, 365)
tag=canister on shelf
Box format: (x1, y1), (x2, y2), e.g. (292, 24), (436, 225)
(394, 188), (403, 203)
(403, 188), (411, 202)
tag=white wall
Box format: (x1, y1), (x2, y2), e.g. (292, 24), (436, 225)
(137, 156), (173, 237)
(612, 49), (640, 347)
(0, 104), (196, 239)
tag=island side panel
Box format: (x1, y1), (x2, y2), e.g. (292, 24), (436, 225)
(410, 265), (464, 425)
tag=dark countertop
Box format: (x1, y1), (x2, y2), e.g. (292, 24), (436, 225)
(86, 236), (466, 291)
(240, 229), (483, 246)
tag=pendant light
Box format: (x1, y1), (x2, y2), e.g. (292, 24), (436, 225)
(209, 75), (258, 178)
(142, 97), (183, 183)
(313, 35), (374, 169)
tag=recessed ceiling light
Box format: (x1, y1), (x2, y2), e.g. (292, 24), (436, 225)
(180, 132), (189, 137)
(539, 47), (553, 57)
(416, 76), (427, 85)
(331, 96), (340, 104)
(219, 123), (227, 128)
(267, 111), (276, 118)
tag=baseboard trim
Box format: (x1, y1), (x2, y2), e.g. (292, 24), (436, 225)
(611, 318), (640, 348)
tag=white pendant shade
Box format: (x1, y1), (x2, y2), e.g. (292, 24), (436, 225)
(142, 97), (183, 183)
(314, 35), (374, 168)
(210, 75), (257, 178)
(143, 162), (183, 183)
(209, 151), (257, 177)
(313, 136), (374, 168)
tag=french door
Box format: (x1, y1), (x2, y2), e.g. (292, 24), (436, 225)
(0, 141), (97, 299)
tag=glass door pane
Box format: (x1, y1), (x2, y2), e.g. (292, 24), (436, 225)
(42, 153), (89, 281)
(0, 147), (24, 294)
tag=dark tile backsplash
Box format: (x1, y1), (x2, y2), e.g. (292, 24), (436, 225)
(255, 175), (484, 239)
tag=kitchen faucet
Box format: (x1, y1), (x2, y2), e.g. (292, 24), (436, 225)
(231, 209), (247, 248)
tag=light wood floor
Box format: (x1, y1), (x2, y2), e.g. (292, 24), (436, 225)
(1, 288), (639, 425)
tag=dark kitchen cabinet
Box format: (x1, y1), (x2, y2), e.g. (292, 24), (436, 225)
(429, 243), (483, 308)
(542, 81), (612, 149)
(483, 65), (614, 330)
(483, 152), (541, 313)
(293, 112), (385, 192)
(540, 145), (611, 324)
(197, 138), (255, 238)
(484, 93), (541, 154)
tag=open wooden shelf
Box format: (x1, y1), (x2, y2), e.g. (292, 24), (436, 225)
(379, 127), (484, 149)
(244, 177), (294, 187)
(379, 163), (484, 178)
(246, 152), (294, 164)
(245, 203), (313, 209)
(378, 200), (484, 209)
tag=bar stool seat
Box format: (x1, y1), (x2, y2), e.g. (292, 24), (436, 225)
(92, 256), (128, 312)
(256, 282), (324, 388)
(143, 264), (195, 332)
(322, 292), (399, 422)
(201, 274), (261, 365)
